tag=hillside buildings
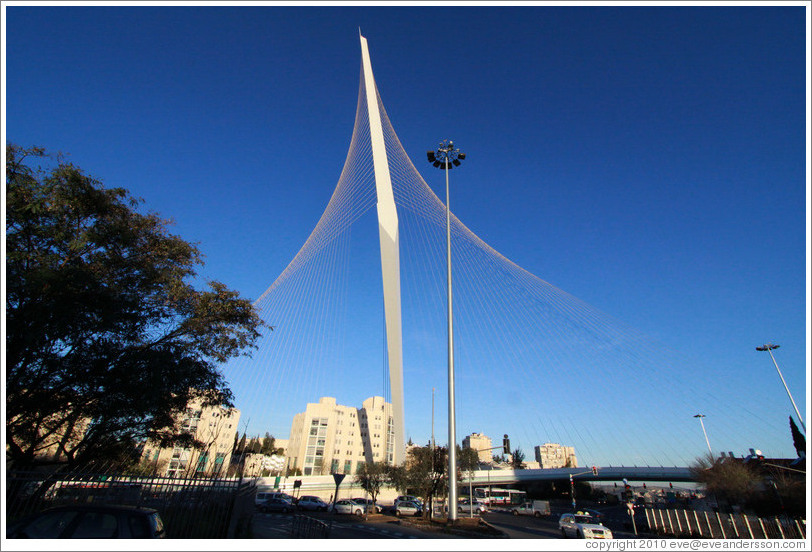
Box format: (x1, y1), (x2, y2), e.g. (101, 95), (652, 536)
(285, 396), (395, 476)
(140, 398), (240, 478)
(534, 442), (578, 468)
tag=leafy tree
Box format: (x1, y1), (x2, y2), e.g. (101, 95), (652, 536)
(355, 461), (387, 510)
(246, 436), (262, 454)
(690, 453), (759, 509)
(5, 145), (265, 469)
(789, 416), (805, 458)
(260, 432), (276, 456)
(511, 447), (527, 469)
(458, 445), (480, 474)
(387, 445), (447, 519)
(457, 445), (481, 511)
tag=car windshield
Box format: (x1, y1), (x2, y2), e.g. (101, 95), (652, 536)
(575, 515), (596, 524)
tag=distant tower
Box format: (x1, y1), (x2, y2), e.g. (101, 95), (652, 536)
(463, 433), (493, 463)
(359, 33), (406, 466)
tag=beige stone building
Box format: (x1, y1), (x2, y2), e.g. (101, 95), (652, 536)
(534, 442), (577, 468)
(286, 396), (395, 476)
(462, 432), (494, 463)
(141, 398), (240, 478)
(30, 413), (92, 464)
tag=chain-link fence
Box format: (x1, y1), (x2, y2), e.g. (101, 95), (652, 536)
(6, 470), (256, 538)
(644, 507), (806, 539)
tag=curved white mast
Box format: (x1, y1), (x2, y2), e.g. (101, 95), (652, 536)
(359, 33), (406, 466)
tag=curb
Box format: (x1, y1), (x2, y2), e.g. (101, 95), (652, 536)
(478, 519), (510, 538)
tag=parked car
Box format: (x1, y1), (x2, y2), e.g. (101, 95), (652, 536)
(458, 498), (488, 515)
(394, 495), (420, 507)
(332, 499), (366, 516)
(255, 492), (274, 505)
(255, 491), (294, 506)
(6, 504), (166, 539)
(257, 497), (295, 513)
(395, 500), (422, 517)
(296, 496), (329, 511)
(351, 498), (382, 513)
(558, 512), (613, 539)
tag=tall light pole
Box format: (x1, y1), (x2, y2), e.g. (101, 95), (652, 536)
(756, 344), (805, 433)
(431, 387), (435, 519)
(427, 140), (466, 522)
(694, 414), (712, 456)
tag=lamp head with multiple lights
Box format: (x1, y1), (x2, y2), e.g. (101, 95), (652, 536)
(427, 139), (466, 170)
(756, 343), (780, 352)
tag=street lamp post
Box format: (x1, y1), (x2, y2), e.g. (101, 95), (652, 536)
(427, 140), (466, 522)
(694, 414), (712, 456)
(756, 344), (805, 433)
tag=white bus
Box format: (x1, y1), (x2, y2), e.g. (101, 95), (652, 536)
(473, 487), (527, 506)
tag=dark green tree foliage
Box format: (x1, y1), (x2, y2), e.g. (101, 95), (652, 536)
(387, 445), (448, 519)
(789, 416), (805, 458)
(5, 145), (264, 469)
(260, 432), (276, 455)
(355, 461), (387, 508)
(457, 445), (480, 475)
(511, 447), (527, 469)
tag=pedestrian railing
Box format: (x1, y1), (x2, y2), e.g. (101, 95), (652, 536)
(644, 507), (806, 539)
(6, 470), (257, 538)
(290, 514), (332, 538)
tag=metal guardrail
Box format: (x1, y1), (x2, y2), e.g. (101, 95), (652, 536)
(290, 514), (332, 538)
(644, 507), (806, 539)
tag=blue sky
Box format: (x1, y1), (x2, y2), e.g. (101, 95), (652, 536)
(4, 2), (809, 464)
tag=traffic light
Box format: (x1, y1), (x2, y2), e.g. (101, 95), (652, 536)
(503, 434), (510, 454)
(591, 466), (598, 476)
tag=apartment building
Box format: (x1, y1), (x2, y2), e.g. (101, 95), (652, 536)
(141, 397), (240, 478)
(462, 432), (494, 463)
(534, 442), (578, 468)
(285, 396), (395, 476)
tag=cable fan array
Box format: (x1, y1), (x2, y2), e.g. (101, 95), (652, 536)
(222, 60), (795, 468)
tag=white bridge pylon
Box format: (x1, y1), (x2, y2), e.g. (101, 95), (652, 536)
(360, 33), (406, 466)
(240, 33), (791, 471)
